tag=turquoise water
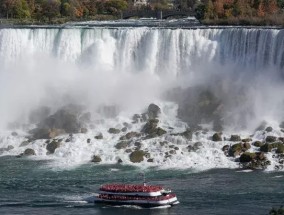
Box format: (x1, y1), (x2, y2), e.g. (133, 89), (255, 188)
(0, 156), (283, 215)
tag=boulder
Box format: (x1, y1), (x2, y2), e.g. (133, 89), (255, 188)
(229, 135), (241, 142)
(134, 142), (142, 149)
(24, 148), (36, 156)
(242, 138), (252, 142)
(108, 128), (120, 134)
(115, 141), (129, 149)
(229, 143), (250, 157)
(91, 155), (102, 163)
(117, 158), (123, 163)
(81, 128), (88, 133)
(30, 128), (65, 140)
(276, 144), (284, 154)
(87, 138), (91, 143)
(147, 103), (161, 119)
(121, 127), (127, 132)
(142, 119), (159, 134)
(252, 141), (263, 147)
(20, 141), (30, 147)
(94, 133), (103, 139)
(222, 145), (229, 152)
(265, 126), (273, 132)
(266, 136), (277, 143)
(125, 149), (132, 153)
(125, 132), (141, 139)
(260, 143), (273, 152)
(239, 152), (270, 170)
(129, 150), (145, 163)
(147, 158), (154, 162)
(212, 133), (222, 141)
(46, 140), (61, 154)
(239, 152), (256, 162)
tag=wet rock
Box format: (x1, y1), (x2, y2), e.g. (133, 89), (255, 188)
(147, 158), (154, 162)
(174, 146), (179, 150)
(265, 126), (273, 132)
(239, 152), (270, 170)
(169, 150), (176, 155)
(229, 143), (250, 157)
(7, 145), (14, 150)
(115, 141), (129, 149)
(222, 145), (230, 152)
(81, 128), (88, 133)
(11, 132), (18, 136)
(108, 128), (120, 134)
(129, 150), (145, 163)
(147, 103), (161, 119)
(121, 127), (127, 132)
(125, 132), (141, 139)
(278, 137), (284, 143)
(144, 152), (151, 158)
(30, 128), (65, 140)
(160, 141), (168, 147)
(252, 141), (264, 147)
(266, 136), (277, 143)
(187, 142), (202, 152)
(280, 121), (284, 129)
(212, 133), (222, 141)
(20, 141), (30, 147)
(125, 149), (132, 153)
(142, 119), (159, 134)
(239, 152), (256, 162)
(229, 135), (241, 142)
(242, 138), (252, 142)
(87, 138), (91, 143)
(134, 142), (142, 149)
(117, 158), (123, 163)
(171, 129), (192, 140)
(276, 144), (284, 154)
(24, 148), (36, 156)
(46, 140), (61, 154)
(132, 114), (142, 123)
(94, 133), (103, 139)
(260, 143), (273, 152)
(91, 155), (102, 163)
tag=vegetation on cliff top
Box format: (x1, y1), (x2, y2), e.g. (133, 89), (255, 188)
(0, 0), (283, 25)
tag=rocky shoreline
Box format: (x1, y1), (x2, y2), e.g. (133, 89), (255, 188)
(1, 102), (283, 171)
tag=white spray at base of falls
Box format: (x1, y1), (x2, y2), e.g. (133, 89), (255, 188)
(0, 26), (284, 170)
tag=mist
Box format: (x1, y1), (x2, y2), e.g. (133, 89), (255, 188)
(0, 27), (283, 132)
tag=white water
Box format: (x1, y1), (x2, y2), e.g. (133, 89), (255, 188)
(0, 26), (283, 170)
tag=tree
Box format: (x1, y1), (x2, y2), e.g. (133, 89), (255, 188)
(13, 0), (31, 18)
(204, 0), (215, 19)
(1, 0), (16, 18)
(266, 0), (279, 14)
(41, 0), (60, 21)
(105, 0), (127, 14)
(257, 0), (265, 17)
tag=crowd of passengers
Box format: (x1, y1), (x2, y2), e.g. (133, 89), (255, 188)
(100, 184), (163, 193)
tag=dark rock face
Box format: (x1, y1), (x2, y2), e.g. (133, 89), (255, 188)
(260, 143), (274, 152)
(108, 128), (120, 134)
(91, 155), (102, 163)
(147, 158), (154, 162)
(228, 142), (251, 157)
(266, 136), (277, 143)
(230, 135), (241, 142)
(265, 126), (273, 132)
(212, 133), (222, 141)
(46, 140), (61, 154)
(24, 148), (36, 156)
(253, 141), (264, 147)
(141, 119), (166, 138)
(147, 104), (161, 119)
(115, 141), (129, 149)
(129, 150), (145, 163)
(239, 152), (270, 170)
(94, 133), (103, 139)
(276, 144), (284, 154)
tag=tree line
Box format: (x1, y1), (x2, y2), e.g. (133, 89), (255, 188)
(0, 0), (284, 25)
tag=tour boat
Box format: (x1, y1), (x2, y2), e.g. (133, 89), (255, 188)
(93, 183), (179, 208)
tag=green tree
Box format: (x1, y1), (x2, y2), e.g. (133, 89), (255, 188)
(41, 0), (60, 21)
(13, 0), (30, 18)
(105, 0), (127, 14)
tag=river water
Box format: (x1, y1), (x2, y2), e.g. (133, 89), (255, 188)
(0, 156), (283, 215)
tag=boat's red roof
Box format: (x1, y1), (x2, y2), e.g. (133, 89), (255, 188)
(100, 184), (163, 193)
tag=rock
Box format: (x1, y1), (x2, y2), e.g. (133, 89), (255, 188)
(243, 142), (251, 150)
(160, 141), (168, 147)
(81, 128), (88, 133)
(125, 132), (141, 139)
(121, 127), (127, 132)
(147, 158), (154, 162)
(156, 127), (167, 136)
(142, 119), (159, 134)
(187, 142), (202, 152)
(7, 145), (14, 150)
(242, 138), (252, 142)
(228, 143), (243, 157)
(19, 141), (29, 147)
(115, 141), (129, 149)
(147, 103), (161, 119)
(278, 137), (284, 143)
(11, 132), (18, 136)
(38, 107), (82, 133)
(24, 148), (36, 156)
(222, 145), (230, 152)
(169, 150), (176, 155)
(266, 136), (277, 143)
(125, 149), (132, 153)
(276, 144), (284, 154)
(265, 126), (273, 132)
(30, 128), (65, 140)
(132, 114), (142, 123)
(239, 152), (256, 162)
(174, 146), (179, 150)
(117, 158), (123, 163)
(129, 150), (145, 163)
(212, 133), (222, 141)
(94, 133), (103, 139)
(134, 142), (142, 149)
(108, 128), (120, 134)
(260, 143), (273, 152)
(87, 138), (91, 143)
(144, 152), (151, 158)
(46, 140), (61, 154)
(280, 121), (284, 129)
(91, 155), (102, 163)
(253, 141), (264, 147)
(180, 129), (193, 140)
(230, 135), (241, 142)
